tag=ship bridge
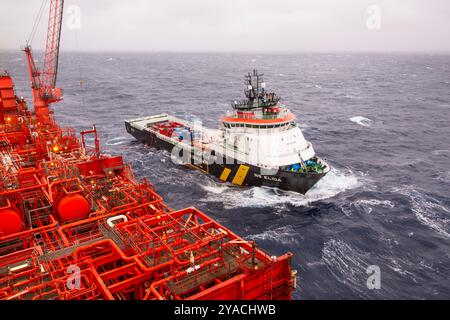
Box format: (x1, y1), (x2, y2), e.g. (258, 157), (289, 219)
(221, 105), (295, 129)
(217, 106), (315, 168)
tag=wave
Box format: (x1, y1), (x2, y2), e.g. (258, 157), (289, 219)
(434, 171), (450, 182)
(394, 186), (450, 238)
(321, 239), (374, 298)
(387, 258), (416, 278)
(350, 116), (373, 127)
(247, 226), (299, 245)
(346, 199), (395, 214)
(432, 149), (450, 157)
(357, 199), (394, 207)
(105, 136), (131, 146)
(201, 167), (361, 209)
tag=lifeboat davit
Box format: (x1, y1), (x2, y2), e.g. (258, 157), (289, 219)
(56, 194), (90, 221)
(0, 208), (23, 236)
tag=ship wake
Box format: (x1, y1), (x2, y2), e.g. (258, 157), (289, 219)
(201, 168), (361, 209)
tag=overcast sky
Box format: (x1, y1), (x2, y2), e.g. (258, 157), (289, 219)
(1, 0), (449, 52)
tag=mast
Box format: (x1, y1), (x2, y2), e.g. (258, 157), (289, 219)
(235, 69), (278, 111)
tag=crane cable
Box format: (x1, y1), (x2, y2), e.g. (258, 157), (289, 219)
(27, 0), (48, 45)
(71, 0), (86, 107)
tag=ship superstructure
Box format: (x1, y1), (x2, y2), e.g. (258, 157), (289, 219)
(126, 70), (329, 194)
(0, 1), (294, 300)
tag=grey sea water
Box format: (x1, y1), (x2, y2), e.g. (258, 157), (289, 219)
(1, 51), (449, 299)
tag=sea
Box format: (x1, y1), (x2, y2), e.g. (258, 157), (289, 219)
(1, 51), (449, 299)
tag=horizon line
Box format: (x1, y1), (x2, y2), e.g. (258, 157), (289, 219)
(1, 48), (450, 55)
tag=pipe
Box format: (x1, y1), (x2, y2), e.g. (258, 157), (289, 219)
(144, 256), (222, 300)
(0, 198), (11, 210)
(106, 215), (128, 228)
(0, 215), (57, 242)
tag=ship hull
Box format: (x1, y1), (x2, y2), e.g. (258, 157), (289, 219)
(126, 121), (327, 194)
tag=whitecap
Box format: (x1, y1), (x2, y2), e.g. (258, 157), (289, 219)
(247, 226), (299, 245)
(394, 186), (450, 238)
(350, 116), (373, 127)
(351, 199), (395, 214)
(432, 150), (450, 156)
(387, 258), (416, 278)
(357, 199), (395, 208)
(321, 239), (373, 297)
(105, 136), (130, 146)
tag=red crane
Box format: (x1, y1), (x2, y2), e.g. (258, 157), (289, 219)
(24, 0), (64, 124)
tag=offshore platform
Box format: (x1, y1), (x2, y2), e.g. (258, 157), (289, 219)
(0, 1), (294, 299)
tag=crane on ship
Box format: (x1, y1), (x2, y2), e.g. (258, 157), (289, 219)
(24, 0), (64, 125)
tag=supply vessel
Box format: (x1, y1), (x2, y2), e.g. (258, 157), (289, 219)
(126, 70), (329, 194)
(0, 0), (294, 300)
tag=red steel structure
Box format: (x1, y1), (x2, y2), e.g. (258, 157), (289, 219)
(0, 0), (295, 300)
(24, 0), (64, 125)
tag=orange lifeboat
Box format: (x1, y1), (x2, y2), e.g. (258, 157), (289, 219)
(56, 194), (90, 221)
(0, 208), (23, 236)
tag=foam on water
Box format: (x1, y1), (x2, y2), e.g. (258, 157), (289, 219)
(247, 226), (299, 245)
(350, 116), (373, 127)
(395, 186), (450, 238)
(432, 149), (450, 157)
(387, 258), (417, 278)
(357, 199), (395, 207)
(435, 171), (450, 182)
(106, 136), (131, 146)
(347, 199), (395, 214)
(321, 239), (373, 298)
(201, 168), (361, 209)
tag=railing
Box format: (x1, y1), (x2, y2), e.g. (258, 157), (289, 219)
(225, 107), (289, 121)
(231, 98), (280, 110)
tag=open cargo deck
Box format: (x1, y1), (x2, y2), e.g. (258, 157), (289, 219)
(0, 73), (294, 300)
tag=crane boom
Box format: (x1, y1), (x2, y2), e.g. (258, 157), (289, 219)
(24, 0), (64, 124)
(42, 0), (64, 94)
